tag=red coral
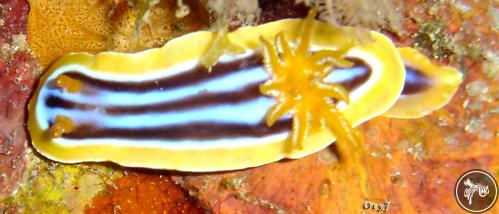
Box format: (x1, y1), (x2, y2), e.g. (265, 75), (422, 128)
(85, 172), (204, 214)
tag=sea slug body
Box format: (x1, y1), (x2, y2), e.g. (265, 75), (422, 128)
(28, 12), (461, 171)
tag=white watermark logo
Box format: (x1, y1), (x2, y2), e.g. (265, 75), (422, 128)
(463, 178), (490, 205)
(455, 169), (497, 213)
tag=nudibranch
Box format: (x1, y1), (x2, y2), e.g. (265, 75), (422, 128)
(28, 11), (461, 172)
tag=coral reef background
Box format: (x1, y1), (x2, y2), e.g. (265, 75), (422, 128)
(0, 0), (497, 213)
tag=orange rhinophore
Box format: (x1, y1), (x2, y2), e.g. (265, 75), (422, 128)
(49, 115), (74, 138)
(55, 74), (83, 93)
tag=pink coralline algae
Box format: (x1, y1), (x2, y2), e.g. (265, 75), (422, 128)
(0, 0), (38, 199)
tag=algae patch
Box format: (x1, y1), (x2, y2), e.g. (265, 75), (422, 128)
(1, 150), (122, 213)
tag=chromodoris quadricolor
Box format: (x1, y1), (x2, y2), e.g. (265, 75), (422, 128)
(28, 10), (461, 172)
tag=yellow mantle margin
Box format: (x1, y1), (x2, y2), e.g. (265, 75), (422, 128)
(28, 19), (406, 171)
